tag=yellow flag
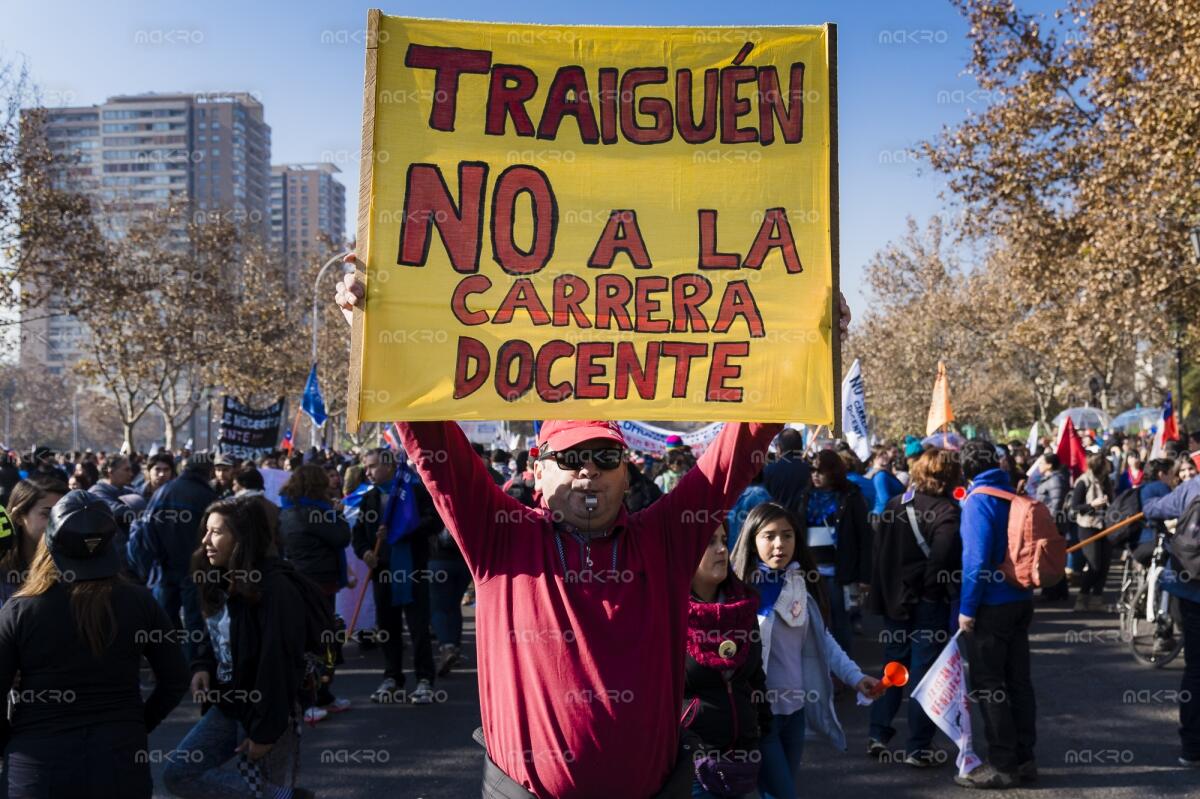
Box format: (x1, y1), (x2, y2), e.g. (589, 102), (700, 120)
(926, 361), (954, 437)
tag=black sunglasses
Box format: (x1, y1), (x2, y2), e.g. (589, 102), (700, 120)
(539, 447), (624, 472)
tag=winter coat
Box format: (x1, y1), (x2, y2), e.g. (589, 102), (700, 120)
(127, 470), (217, 583)
(761, 454), (812, 518)
(869, 489), (961, 620)
(960, 469), (1033, 618)
(796, 483), (872, 585)
(1035, 467), (1070, 532)
(1142, 476), (1200, 604)
(351, 470), (441, 577)
(684, 578), (769, 753)
(279, 504), (351, 587)
(191, 559), (308, 745)
(756, 569), (865, 751)
(1070, 471), (1113, 530)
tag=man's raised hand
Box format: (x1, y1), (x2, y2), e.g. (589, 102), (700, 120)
(335, 253), (364, 326)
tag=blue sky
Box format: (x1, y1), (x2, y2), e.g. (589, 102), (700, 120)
(1, 0), (1060, 316)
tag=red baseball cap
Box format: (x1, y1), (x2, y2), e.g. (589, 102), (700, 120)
(537, 420), (626, 453)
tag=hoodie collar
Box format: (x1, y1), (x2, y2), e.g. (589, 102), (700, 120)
(969, 468), (1012, 491)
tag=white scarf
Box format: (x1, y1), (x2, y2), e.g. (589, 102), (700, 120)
(774, 562), (809, 633)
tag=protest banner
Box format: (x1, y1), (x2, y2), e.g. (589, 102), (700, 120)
(841, 358), (869, 460)
(618, 420), (724, 458)
(218, 397), (285, 460)
(349, 11), (839, 425)
(911, 631), (982, 778)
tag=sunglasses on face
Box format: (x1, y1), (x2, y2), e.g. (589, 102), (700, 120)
(540, 447), (625, 472)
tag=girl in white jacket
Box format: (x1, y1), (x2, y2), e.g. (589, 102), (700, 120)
(731, 501), (878, 799)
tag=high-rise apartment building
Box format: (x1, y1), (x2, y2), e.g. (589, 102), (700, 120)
(270, 163), (347, 288)
(20, 92), (271, 373)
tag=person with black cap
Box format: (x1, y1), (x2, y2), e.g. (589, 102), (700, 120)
(0, 490), (189, 798)
(212, 452), (237, 500)
(29, 446), (68, 483)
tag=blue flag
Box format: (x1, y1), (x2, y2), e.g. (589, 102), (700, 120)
(301, 364), (327, 427)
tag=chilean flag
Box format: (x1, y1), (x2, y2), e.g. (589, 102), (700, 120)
(381, 423), (401, 453)
(1162, 392), (1179, 444)
(1150, 392), (1179, 459)
(281, 425), (295, 454)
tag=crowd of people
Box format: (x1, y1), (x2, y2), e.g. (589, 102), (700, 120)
(0, 267), (1194, 797)
(0, 408), (1197, 797)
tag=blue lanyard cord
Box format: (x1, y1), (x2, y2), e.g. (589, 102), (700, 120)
(553, 529), (619, 576)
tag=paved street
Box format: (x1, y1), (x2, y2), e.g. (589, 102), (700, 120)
(147, 584), (1196, 798)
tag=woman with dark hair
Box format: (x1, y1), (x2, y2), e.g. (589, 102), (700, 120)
(232, 466), (282, 552)
(730, 502), (877, 799)
(1, 478), (68, 605)
(684, 522), (769, 799)
(866, 445), (904, 515)
(69, 460), (99, 491)
(798, 449), (872, 656)
(1070, 452), (1115, 611)
(1171, 454), (1197, 488)
(0, 491), (188, 798)
(163, 495), (316, 799)
(324, 462), (343, 500)
(867, 448), (963, 766)
(279, 464), (351, 722)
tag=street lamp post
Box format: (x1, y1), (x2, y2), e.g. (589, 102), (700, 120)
(0, 381), (13, 447)
(71, 387), (79, 451)
(310, 251), (352, 449)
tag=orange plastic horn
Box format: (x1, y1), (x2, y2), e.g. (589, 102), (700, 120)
(883, 661), (909, 688)
(869, 661), (911, 698)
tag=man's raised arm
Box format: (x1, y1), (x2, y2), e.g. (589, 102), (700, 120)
(396, 421), (531, 579)
(641, 422), (783, 576)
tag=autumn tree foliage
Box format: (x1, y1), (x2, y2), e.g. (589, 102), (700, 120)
(855, 0), (1199, 435)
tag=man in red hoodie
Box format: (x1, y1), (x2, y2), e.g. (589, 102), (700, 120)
(336, 258), (849, 798)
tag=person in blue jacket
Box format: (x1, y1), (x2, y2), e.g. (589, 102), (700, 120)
(867, 446), (904, 516)
(127, 454), (218, 662)
(1142, 470), (1200, 768)
(1130, 459), (1173, 566)
(954, 440), (1037, 790)
(838, 447), (877, 518)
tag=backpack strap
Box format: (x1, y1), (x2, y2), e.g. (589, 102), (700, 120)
(901, 489), (931, 558)
(971, 485), (1017, 502)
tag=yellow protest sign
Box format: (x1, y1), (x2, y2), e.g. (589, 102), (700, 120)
(349, 11), (839, 424)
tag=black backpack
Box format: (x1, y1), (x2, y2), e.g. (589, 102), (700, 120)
(276, 562), (339, 700)
(1103, 488), (1144, 548)
(1170, 495), (1200, 583)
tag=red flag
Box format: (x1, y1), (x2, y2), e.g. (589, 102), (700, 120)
(1056, 416), (1087, 479)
